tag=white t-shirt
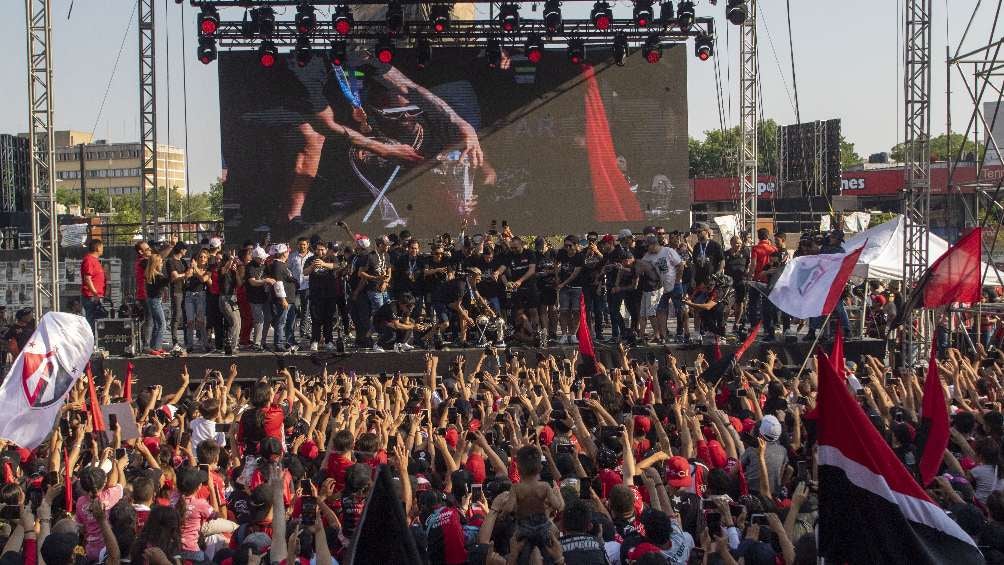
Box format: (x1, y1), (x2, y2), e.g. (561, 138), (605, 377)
(642, 247), (682, 292)
(189, 417), (226, 452)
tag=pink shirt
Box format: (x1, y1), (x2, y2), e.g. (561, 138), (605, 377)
(171, 493), (215, 552)
(76, 484), (124, 560)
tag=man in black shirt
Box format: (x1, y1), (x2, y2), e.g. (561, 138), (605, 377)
(723, 235), (751, 333)
(267, 244), (298, 352)
(164, 242), (190, 352)
(425, 243), (455, 347)
(304, 241), (338, 351)
(689, 222), (724, 287)
(217, 252), (244, 355)
(555, 235), (586, 344)
(472, 247), (503, 316)
(496, 237), (539, 333)
(244, 246), (274, 351)
(372, 293), (426, 350)
(558, 498), (608, 565)
(392, 239), (425, 315)
(348, 238), (374, 349)
(535, 237), (559, 342)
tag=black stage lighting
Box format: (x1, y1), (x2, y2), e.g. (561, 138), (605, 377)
(386, 1), (404, 34)
(294, 35), (312, 67)
(416, 37), (432, 68)
(567, 38), (585, 64)
(543, 0), (562, 35)
(634, 0), (654, 27)
(612, 32), (628, 65)
(591, 1), (613, 30)
(677, 1), (695, 29)
(726, 0), (747, 25)
(330, 40), (347, 66)
(295, 2), (317, 34)
(694, 32), (713, 60)
(486, 37), (502, 68)
(252, 7), (276, 38)
(197, 37), (216, 64)
(642, 33), (661, 63)
(524, 33), (544, 63)
(258, 40), (278, 67)
(658, 1), (674, 24)
(499, 3), (520, 32)
(375, 35), (395, 63)
(430, 4), (450, 33)
(198, 5), (220, 37)
(333, 4), (354, 35)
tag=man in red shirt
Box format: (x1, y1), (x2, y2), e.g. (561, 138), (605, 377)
(747, 228), (777, 341)
(81, 238), (106, 330)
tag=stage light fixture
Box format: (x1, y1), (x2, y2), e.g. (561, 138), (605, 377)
(430, 4), (450, 33)
(524, 33), (544, 64)
(197, 37), (216, 64)
(486, 37), (502, 68)
(333, 4), (354, 35)
(567, 38), (585, 64)
(612, 32), (628, 65)
(642, 33), (661, 63)
(694, 33), (713, 60)
(329, 40), (347, 66)
(726, 0), (747, 25)
(258, 40), (278, 68)
(634, 0), (654, 27)
(543, 0), (562, 35)
(252, 7), (276, 38)
(499, 3), (520, 32)
(295, 2), (317, 34)
(375, 36), (395, 63)
(591, 1), (613, 30)
(294, 35), (312, 67)
(198, 5), (220, 37)
(677, 1), (695, 29)
(386, 1), (404, 34)
(658, 1), (674, 24)
(416, 37), (432, 68)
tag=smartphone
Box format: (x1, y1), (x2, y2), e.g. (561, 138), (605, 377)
(533, 385), (543, 395)
(388, 435), (398, 450)
(751, 513), (769, 526)
(630, 405), (649, 416)
(580, 479), (592, 499)
(300, 495), (318, 526)
(448, 407), (458, 421)
(115, 447), (127, 460)
(573, 399), (589, 408)
(705, 511), (722, 536)
(300, 479), (312, 492)
(588, 391), (599, 400)
(796, 459), (808, 482)
(437, 428), (447, 436)
(736, 389), (749, 398)
(552, 409), (567, 420)
(58, 419), (70, 439)
(472, 484), (484, 499)
(695, 404), (708, 413)
(797, 396), (809, 406)
(0, 505), (19, 521)
(109, 414), (118, 430)
(216, 423), (232, 433)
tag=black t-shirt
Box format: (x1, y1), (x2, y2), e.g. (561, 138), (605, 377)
(364, 251), (392, 292)
(556, 249), (586, 288)
(442, 278), (469, 306)
(536, 249), (558, 288)
(724, 247), (750, 281)
(269, 259), (296, 300)
(183, 263), (206, 293)
(372, 300), (404, 328)
(349, 253), (369, 294)
(307, 256), (338, 298)
(146, 271), (169, 300)
(505, 250), (537, 288)
(472, 254), (502, 299)
(425, 255), (453, 302)
(691, 239), (724, 284)
(580, 250), (604, 288)
(559, 533), (608, 565)
(635, 260), (661, 292)
(393, 254), (425, 295)
(165, 257), (187, 294)
(244, 260), (267, 304)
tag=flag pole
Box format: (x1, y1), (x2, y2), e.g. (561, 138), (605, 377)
(794, 312), (833, 382)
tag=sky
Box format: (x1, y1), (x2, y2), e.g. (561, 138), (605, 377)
(0, 0), (998, 195)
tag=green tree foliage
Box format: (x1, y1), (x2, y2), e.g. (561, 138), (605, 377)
(59, 184), (223, 224)
(890, 133), (985, 163)
(840, 138), (863, 168)
(689, 119), (779, 178)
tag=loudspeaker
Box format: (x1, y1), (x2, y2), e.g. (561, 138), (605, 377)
(96, 318), (138, 357)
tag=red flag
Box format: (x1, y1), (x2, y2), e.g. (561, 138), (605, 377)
(577, 292), (595, 362)
(830, 324), (845, 379)
(918, 336), (949, 486)
(86, 364), (106, 432)
(923, 227), (983, 307)
(123, 361), (134, 401)
(62, 445), (72, 512)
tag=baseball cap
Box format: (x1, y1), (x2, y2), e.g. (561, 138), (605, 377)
(272, 243), (289, 255)
(208, 237), (222, 249)
(355, 235), (371, 249)
(644, 234), (659, 246)
(466, 266), (482, 277)
(759, 415), (782, 442)
(665, 455), (691, 488)
(251, 246), (268, 260)
(617, 228), (634, 240)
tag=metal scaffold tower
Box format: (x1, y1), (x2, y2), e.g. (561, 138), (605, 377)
(901, 0), (932, 365)
(139, 0), (159, 239)
(25, 0), (60, 313)
(737, 0), (758, 237)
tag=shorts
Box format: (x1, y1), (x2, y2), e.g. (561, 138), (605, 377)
(640, 288), (663, 318)
(539, 286), (558, 307)
(512, 287), (540, 310)
(558, 287), (583, 311)
(657, 291), (673, 314)
(733, 280), (748, 303)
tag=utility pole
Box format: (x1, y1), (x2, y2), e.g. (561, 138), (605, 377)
(78, 142), (86, 213)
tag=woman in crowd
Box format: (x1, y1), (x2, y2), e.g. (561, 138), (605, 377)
(183, 247), (212, 352)
(144, 253), (169, 355)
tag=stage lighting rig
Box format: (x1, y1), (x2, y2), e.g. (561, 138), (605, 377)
(591, 1), (613, 30)
(499, 3), (520, 32)
(726, 0), (747, 25)
(375, 35), (395, 63)
(524, 33), (544, 63)
(486, 37), (502, 68)
(658, 1), (674, 25)
(330, 40), (347, 66)
(416, 36), (432, 68)
(258, 40), (278, 67)
(430, 4), (450, 33)
(634, 0), (654, 27)
(386, 1), (404, 34)
(642, 33), (661, 63)
(294, 35), (312, 66)
(197, 37), (217, 64)
(248, 7), (275, 39)
(295, 2), (316, 34)
(543, 0), (562, 35)
(612, 32), (628, 65)
(567, 38), (585, 64)
(694, 32), (713, 60)
(333, 4), (354, 35)
(677, 1), (695, 30)
(198, 5), (220, 37)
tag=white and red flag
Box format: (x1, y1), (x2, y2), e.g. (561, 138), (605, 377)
(767, 245), (864, 320)
(0, 313), (93, 449)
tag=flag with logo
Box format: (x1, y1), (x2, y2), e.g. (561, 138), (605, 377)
(0, 313), (93, 449)
(768, 245), (864, 320)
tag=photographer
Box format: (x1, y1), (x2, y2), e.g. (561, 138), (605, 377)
(372, 292), (426, 350)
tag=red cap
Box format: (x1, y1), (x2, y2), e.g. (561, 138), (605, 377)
(142, 437), (161, 456)
(627, 542), (663, 560)
(633, 415), (652, 435)
(445, 428), (460, 449)
(600, 234), (616, 244)
(298, 440), (320, 460)
(468, 418), (482, 432)
(665, 456), (691, 488)
(538, 425), (555, 446)
(742, 418), (757, 434)
(707, 440), (727, 469)
(729, 416), (743, 432)
(465, 453), (487, 484)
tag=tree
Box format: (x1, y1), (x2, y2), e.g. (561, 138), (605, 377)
(56, 186), (111, 213)
(208, 179), (224, 220)
(689, 119), (779, 178)
(840, 137), (863, 168)
(890, 133), (985, 163)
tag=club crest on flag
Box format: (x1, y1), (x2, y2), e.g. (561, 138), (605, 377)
(20, 343), (74, 409)
(796, 263), (825, 296)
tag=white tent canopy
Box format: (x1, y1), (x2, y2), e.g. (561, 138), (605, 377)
(844, 214), (1004, 285)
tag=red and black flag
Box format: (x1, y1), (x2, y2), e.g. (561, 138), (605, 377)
(816, 342), (984, 564)
(698, 322), (761, 382)
(917, 335), (950, 486)
(577, 292), (597, 374)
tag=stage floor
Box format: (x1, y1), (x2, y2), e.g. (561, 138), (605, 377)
(98, 339), (887, 389)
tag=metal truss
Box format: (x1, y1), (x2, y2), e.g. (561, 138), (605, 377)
(901, 0), (932, 365)
(737, 0), (757, 238)
(139, 0), (159, 238)
(25, 0), (60, 313)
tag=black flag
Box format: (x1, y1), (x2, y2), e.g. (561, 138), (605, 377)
(345, 465), (424, 565)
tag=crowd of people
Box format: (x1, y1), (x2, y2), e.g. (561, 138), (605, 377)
(70, 220), (906, 359)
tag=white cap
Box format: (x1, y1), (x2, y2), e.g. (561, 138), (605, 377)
(618, 228), (634, 240)
(208, 237), (222, 249)
(252, 246), (268, 260)
(356, 237), (371, 249)
(273, 243), (289, 255)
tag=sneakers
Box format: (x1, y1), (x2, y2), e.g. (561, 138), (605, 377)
(569, 335), (579, 345)
(309, 342), (319, 352)
(399, 342), (415, 351)
(372, 344), (386, 353)
(171, 344), (184, 354)
(324, 342), (336, 351)
(288, 344), (299, 353)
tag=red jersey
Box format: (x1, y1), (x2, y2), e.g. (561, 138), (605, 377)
(325, 452), (353, 493)
(750, 240), (777, 281)
(81, 254), (105, 298)
(135, 256), (148, 300)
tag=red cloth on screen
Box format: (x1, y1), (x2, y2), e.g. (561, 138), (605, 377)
(582, 64), (643, 222)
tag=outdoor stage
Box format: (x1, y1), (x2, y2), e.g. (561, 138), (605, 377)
(98, 339), (887, 389)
